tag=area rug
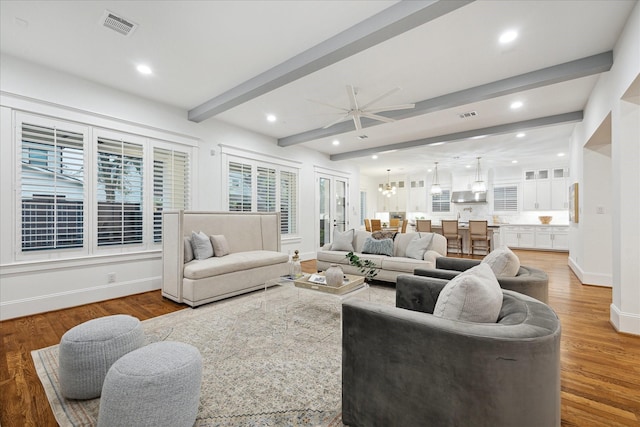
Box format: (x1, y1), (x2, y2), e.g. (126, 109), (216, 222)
(32, 283), (396, 426)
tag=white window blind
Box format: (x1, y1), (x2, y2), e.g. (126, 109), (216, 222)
(494, 185), (518, 211)
(153, 147), (190, 242)
(96, 136), (143, 246)
(228, 161), (252, 212)
(257, 166), (276, 212)
(280, 170), (298, 235)
(20, 122), (85, 251)
(432, 189), (451, 212)
(359, 191), (367, 226)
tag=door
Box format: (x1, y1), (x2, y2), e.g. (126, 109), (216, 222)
(317, 172), (348, 248)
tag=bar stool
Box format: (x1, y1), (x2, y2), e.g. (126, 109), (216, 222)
(416, 219), (432, 232)
(469, 220), (491, 255)
(441, 220), (463, 255)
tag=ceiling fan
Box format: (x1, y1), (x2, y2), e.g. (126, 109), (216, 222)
(309, 85), (415, 131)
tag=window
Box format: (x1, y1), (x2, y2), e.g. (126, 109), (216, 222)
(96, 136), (144, 246)
(226, 158), (299, 236)
(494, 185), (518, 211)
(432, 189), (451, 212)
(20, 122), (85, 251)
(153, 147), (190, 242)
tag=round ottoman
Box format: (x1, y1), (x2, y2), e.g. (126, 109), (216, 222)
(58, 314), (145, 400)
(97, 341), (202, 427)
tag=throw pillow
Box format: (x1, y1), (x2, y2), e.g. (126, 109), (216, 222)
(331, 229), (355, 251)
(405, 234), (434, 260)
(210, 235), (231, 257)
(191, 231), (214, 260)
(361, 237), (394, 257)
(482, 246), (520, 277)
(433, 263), (503, 323)
(371, 230), (396, 240)
(184, 237), (194, 263)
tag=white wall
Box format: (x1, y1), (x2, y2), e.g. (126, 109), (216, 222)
(0, 54), (360, 320)
(568, 2), (640, 335)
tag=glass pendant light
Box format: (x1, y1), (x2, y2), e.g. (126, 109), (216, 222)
(430, 162), (442, 195)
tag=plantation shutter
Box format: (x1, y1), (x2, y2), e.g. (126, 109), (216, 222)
(20, 122), (85, 251)
(96, 137), (144, 246)
(153, 147), (190, 242)
(280, 170), (298, 235)
(494, 185), (518, 211)
(228, 161), (252, 212)
(432, 189), (451, 212)
(257, 166), (276, 212)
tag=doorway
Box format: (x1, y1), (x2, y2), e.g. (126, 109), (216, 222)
(316, 172), (349, 249)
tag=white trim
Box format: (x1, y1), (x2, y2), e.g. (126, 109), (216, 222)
(567, 255), (612, 287)
(313, 164), (352, 177)
(610, 303), (640, 336)
(219, 143), (302, 168)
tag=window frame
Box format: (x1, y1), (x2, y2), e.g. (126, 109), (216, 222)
(431, 188), (451, 213)
(493, 183), (519, 213)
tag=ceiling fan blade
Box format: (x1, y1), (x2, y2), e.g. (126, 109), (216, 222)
(360, 87), (401, 110)
(353, 114), (363, 131)
(367, 103), (416, 113)
(307, 98), (349, 112)
(322, 113), (352, 129)
(361, 112), (396, 123)
(347, 85), (359, 110)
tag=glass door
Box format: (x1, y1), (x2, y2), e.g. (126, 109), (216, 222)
(317, 173), (348, 248)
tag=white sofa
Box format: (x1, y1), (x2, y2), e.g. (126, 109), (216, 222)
(162, 211), (289, 307)
(316, 230), (447, 283)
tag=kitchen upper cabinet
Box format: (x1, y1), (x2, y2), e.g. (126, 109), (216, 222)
(408, 179), (427, 212)
(550, 168), (570, 210)
(523, 169), (551, 210)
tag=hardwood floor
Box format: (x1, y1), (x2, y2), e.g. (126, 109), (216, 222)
(1, 252), (638, 426)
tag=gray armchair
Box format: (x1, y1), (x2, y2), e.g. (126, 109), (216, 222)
(414, 256), (549, 303)
(342, 274), (561, 427)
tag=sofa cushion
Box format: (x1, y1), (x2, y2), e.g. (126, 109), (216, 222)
(362, 237), (394, 257)
(405, 234), (434, 260)
(380, 256), (434, 273)
(183, 250), (289, 280)
(482, 246), (520, 277)
(191, 231), (214, 260)
(184, 237), (194, 263)
(433, 263), (502, 323)
(332, 229), (355, 251)
(393, 232), (421, 257)
(210, 235), (230, 257)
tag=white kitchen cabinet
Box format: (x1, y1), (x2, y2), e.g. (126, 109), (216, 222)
(523, 169), (551, 210)
(501, 225), (536, 249)
(550, 168), (570, 210)
(501, 225), (568, 251)
(535, 226), (569, 250)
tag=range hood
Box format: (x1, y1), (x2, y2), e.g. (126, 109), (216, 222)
(451, 191), (487, 204)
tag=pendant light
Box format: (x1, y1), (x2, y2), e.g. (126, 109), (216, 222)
(430, 162), (442, 195)
(472, 157), (486, 193)
(379, 169), (396, 198)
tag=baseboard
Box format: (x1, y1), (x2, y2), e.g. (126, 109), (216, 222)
(567, 256), (612, 287)
(610, 303), (640, 336)
(0, 277), (161, 321)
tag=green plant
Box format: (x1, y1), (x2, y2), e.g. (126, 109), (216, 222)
(345, 251), (379, 282)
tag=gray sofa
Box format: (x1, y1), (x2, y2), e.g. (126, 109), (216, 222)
(161, 211), (289, 307)
(316, 230), (447, 283)
(414, 256), (549, 303)
(342, 274), (561, 427)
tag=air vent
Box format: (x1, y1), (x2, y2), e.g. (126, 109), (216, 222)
(101, 10), (137, 36)
(458, 111), (478, 119)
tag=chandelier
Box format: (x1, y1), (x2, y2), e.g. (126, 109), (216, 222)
(379, 169), (396, 198)
(472, 157), (486, 193)
(430, 162), (442, 195)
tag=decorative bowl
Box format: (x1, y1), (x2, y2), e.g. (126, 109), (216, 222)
(538, 216), (552, 224)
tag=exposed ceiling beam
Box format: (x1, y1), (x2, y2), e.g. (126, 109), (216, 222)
(187, 0), (474, 123)
(278, 51), (612, 147)
(329, 111), (584, 161)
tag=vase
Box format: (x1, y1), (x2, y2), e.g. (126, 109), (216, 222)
(325, 264), (344, 287)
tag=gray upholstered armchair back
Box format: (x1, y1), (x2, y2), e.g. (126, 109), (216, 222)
(342, 274), (561, 427)
(414, 256), (549, 303)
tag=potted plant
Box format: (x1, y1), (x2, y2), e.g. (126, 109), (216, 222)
(345, 252), (379, 282)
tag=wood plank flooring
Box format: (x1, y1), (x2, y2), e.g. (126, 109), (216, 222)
(1, 251), (639, 426)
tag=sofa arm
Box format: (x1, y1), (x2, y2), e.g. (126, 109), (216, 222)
(395, 274), (447, 314)
(436, 257), (481, 271)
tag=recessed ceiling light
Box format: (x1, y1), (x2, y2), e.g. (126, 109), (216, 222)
(510, 101), (523, 109)
(266, 114), (277, 122)
(512, 160), (519, 164)
(332, 139), (340, 146)
(136, 64), (152, 75)
(516, 132), (526, 138)
(371, 155), (378, 160)
(431, 142), (446, 146)
(465, 164), (471, 168)
(470, 135), (486, 140)
(499, 30), (518, 44)
(557, 152), (565, 157)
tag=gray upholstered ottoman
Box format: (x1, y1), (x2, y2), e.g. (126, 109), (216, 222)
(97, 341), (202, 427)
(58, 314), (145, 400)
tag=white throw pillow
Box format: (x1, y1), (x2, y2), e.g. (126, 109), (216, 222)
(433, 263), (503, 323)
(331, 229), (355, 251)
(210, 235), (231, 257)
(405, 234), (434, 260)
(191, 231), (214, 260)
(482, 246), (520, 277)
(184, 237), (195, 263)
